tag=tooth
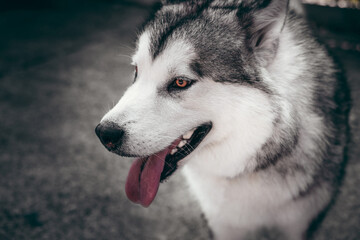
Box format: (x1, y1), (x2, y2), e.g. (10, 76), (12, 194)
(170, 148), (178, 155)
(183, 129), (195, 140)
(178, 140), (187, 148)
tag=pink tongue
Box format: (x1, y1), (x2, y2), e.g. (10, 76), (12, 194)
(125, 148), (169, 207)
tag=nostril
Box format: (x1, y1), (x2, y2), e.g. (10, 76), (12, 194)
(95, 123), (124, 150)
(102, 128), (123, 145)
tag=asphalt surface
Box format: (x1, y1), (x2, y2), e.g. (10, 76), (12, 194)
(0, 2), (359, 240)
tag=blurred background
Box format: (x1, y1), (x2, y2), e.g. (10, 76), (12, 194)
(0, 0), (359, 239)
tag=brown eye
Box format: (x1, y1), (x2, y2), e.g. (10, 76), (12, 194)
(168, 77), (195, 93)
(175, 78), (188, 88)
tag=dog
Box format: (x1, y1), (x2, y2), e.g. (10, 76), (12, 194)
(95, 0), (350, 239)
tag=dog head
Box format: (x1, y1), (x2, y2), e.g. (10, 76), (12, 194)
(96, 0), (291, 207)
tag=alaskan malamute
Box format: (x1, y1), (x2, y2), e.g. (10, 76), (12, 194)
(95, 0), (350, 239)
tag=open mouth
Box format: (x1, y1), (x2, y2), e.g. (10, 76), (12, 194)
(160, 123), (213, 181)
(125, 122), (212, 207)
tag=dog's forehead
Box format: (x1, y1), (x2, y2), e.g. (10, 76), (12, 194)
(132, 31), (196, 79)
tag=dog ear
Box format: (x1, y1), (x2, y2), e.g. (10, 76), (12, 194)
(238, 0), (289, 67)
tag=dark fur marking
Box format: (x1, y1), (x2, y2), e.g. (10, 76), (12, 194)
(200, 213), (214, 240)
(254, 130), (299, 171)
(275, 163), (306, 178)
(255, 109), (300, 171)
(152, 18), (187, 59)
(149, 0), (215, 59)
(190, 60), (204, 78)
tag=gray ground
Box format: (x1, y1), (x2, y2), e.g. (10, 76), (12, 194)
(0, 2), (359, 240)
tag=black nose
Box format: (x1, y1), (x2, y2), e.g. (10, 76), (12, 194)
(95, 123), (124, 151)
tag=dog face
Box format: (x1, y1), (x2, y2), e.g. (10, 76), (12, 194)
(101, 34), (209, 157)
(98, 31), (275, 177)
(95, 0), (294, 206)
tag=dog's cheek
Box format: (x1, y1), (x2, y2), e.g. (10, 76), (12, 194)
(185, 85), (276, 178)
